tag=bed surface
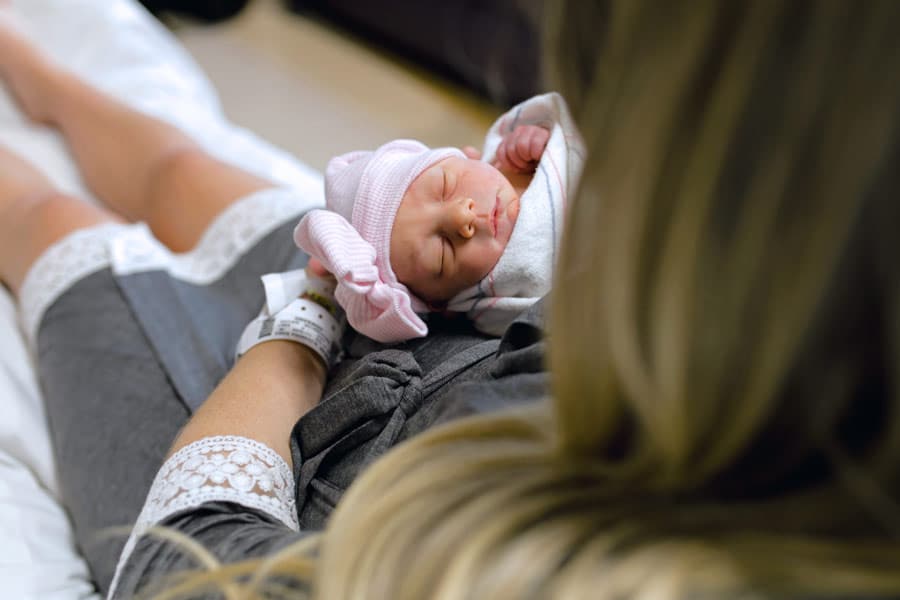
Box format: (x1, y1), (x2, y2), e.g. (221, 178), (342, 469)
(0, 2), (323, 597)
(0, 1), (498, 597)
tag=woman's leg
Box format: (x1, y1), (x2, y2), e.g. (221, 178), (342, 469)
(0, 19), (275, 253)
(0, 145), (121, 295)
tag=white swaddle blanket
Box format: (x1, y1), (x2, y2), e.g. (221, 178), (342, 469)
(447, 91), (586, 335)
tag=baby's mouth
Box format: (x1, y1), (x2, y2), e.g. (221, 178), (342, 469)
(491, 194), (500, 238)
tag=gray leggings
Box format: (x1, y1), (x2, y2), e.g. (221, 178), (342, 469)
(35, 217), (305, 592)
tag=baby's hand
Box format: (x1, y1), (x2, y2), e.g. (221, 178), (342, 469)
(306, 256), (333, 279)
(462, 145), (482, 160)
(493, 125), (550, 174)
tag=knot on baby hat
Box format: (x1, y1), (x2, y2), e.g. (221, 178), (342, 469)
(294, 140), (464, 343)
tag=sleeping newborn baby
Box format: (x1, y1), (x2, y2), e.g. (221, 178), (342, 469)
(291, 92), (584, 343)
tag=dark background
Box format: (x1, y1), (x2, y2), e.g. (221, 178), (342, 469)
(139, 0), (543, 107)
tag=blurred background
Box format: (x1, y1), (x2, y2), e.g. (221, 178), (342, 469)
(148, 0), (544, 170)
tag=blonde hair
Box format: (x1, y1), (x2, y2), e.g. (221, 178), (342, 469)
(153, 1), (900, 598)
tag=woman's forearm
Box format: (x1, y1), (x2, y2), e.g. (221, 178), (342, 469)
(168, 341), (326, 467)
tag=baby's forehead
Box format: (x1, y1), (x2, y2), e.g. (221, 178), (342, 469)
(434, 154), (478, 169)
(407, 155), (514, 201)
(434, 155), (491, 177)
(408, 155), (475, 186)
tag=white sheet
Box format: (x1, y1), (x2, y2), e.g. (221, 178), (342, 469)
(0, 1), (323, 597)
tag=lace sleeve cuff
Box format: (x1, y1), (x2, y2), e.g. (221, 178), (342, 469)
(109, 436), (298, 598)
(138, 435), (298, 531)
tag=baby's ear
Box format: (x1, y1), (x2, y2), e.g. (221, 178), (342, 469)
(461, 146), (482, 160)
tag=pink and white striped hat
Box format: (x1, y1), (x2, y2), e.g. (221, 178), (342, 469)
(294, 140), (464, 343)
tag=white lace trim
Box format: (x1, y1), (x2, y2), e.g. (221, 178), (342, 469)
(108, 435), (298, 599)
(19, 187), (312, 346)
(19, 222), (133, 348)
(141, 435), (298, 530)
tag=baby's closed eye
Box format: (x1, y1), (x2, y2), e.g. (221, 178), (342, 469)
(431, 235), (446, 277)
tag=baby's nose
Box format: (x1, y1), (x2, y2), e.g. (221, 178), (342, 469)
(452, 198), (476, 239)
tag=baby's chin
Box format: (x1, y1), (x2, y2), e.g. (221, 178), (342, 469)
(494, 192), (520, 248)
(501, 169), (533, 198)
(404, 274), (481, 311)
(411, 283), (464, 309)
(508, 194), (521, 220)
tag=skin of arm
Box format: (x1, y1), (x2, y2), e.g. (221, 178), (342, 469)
(167, 340), (326, 467)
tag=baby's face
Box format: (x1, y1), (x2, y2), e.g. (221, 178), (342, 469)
(390, 156), (520, 304)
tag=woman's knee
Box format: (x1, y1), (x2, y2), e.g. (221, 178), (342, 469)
(146, 144), (273, 215)
(143, 145), (273, 252)
(15, 190), (117, 240)
(144, 144), (214, 207)
(0, 190), (119, 294)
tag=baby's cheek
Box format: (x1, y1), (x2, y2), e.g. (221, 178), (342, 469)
(507, 196), (521, 221)
(481, 243), (506, 277)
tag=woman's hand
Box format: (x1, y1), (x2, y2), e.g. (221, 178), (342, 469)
(492, 124), (550, 174)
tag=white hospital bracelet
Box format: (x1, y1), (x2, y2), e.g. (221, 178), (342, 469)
(236, 297), (343, 367)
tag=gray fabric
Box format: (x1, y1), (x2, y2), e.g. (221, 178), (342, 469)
(37, 215), (549, 597)
(292, 301), (548, 528)
(37, 218), (306, 595)
(114, 503), (307, 599)
(114, 302), (548, 598)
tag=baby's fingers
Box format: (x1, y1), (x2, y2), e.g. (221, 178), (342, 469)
(492, 139), (513, 171)
(513, 125), (549, 166)
(306, 257), (334, 280)
(529, 127), (550, 162)
(462, 145), (482, 160)
(502, 135), (530, 171)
